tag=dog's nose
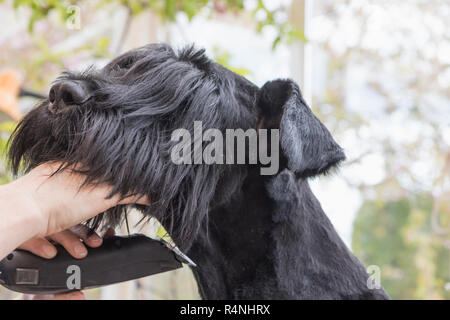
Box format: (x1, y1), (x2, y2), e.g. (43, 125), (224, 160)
(48, 81), (91, 113)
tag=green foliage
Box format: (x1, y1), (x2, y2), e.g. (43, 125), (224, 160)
(213, 47), (250, 77)
(14, 37), (110, 91)
(251, 0), (306, 50)
(0, 0), (305, 48)
(0, 0), (239, 28)
(352, 195), (450, 299)
(1, 0), (75, 32)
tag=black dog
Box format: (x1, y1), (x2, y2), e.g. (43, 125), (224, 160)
(9, 43), (389, 299)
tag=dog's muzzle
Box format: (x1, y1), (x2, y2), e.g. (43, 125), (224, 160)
(48, 80), (92, 113)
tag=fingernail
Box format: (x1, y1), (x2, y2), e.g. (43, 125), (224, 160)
(44, 245), (57, 258)
(88, 234), (102, 245)
(74, 244), (87, 257)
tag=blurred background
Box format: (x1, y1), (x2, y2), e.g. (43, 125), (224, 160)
(0, 0), (448, 300)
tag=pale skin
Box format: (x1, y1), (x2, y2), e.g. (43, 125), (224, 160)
(0, 163), (148, 300)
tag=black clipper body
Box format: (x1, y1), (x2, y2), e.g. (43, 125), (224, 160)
(0, 234), (183, 294)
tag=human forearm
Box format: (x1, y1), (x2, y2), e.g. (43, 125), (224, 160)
(0, 183), (42, 260)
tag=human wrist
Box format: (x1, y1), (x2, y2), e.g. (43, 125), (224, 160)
(0, 182), (44, 259)
(3, 176), (48, 238)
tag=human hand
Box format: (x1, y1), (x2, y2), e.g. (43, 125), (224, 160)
(5, 162), (148, 238)
(19, 224), (109, 259)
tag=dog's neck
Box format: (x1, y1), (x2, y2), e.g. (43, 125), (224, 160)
(186, 167), (389, 299)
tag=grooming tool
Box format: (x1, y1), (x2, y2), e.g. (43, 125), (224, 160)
(156, 225), (197, 267)
(0, 234), (196, 294)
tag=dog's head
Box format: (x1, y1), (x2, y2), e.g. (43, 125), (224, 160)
(9, 43), (344, 247)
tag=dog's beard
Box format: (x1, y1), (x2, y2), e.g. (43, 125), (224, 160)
(8, 100), (144, 227)
(7, 98), (241, 249)
(7, 44), (259, 249)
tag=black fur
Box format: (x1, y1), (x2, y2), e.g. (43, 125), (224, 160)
(8, 43), (389, 299)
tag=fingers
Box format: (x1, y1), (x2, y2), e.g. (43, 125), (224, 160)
(48, 229), (88, 259)
(69, 224), (103, 248)
(47, 225), (104, 259)
(19, 237), (57, 259)
(102, 227), (115, 238)
(20, 225), (112, 260)
(52, 291), (85, 300)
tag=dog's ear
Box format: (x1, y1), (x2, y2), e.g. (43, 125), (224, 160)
(257, 79), (345, 178)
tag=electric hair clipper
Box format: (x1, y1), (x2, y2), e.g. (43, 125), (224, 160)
(0, 234), (195, 294)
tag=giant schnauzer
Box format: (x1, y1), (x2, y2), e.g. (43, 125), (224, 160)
(8, 43), (389, 299)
